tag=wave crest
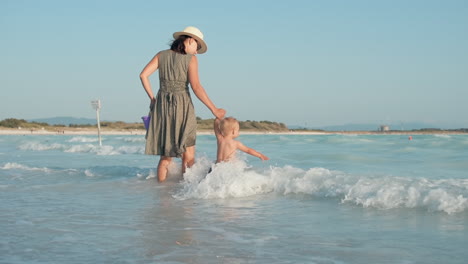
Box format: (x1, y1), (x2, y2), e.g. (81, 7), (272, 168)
(1, 162), (52, 172)
(18, 142), (144, 155)
(174, 158), (468, 214)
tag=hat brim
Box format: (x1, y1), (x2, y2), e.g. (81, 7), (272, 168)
(173, 31), (208, 54)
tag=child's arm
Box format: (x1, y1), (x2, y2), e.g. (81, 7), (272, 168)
(236, 141), (269, 161)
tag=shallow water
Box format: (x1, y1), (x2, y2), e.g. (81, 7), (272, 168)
(1, 134), (467, 263)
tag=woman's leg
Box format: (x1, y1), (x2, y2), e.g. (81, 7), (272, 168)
(182, 146), (195, 174)
(157, 156), (172, 182)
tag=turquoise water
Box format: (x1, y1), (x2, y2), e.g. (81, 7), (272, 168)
(1, 134), (467, 263)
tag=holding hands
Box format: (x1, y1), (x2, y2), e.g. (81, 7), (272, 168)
(213, 108), (226, 119)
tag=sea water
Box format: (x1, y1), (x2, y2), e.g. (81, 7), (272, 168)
(1, 133), (467, 264)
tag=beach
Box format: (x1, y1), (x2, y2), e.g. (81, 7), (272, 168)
(1, 127), (466, 136)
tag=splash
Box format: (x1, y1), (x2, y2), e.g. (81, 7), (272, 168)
(174, 157), (468, 214)
(174, 157), (272, 200)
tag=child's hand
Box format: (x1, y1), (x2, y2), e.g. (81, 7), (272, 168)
(259, 154), (269, 161)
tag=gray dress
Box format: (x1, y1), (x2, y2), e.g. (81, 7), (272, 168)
(145, 50), (197, 157)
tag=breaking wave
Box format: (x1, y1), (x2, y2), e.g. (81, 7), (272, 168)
(174, 157), (468, 214)
(18, 142), (144, 155)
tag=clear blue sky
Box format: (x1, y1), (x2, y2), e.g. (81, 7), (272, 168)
(2, 0), (467, 128)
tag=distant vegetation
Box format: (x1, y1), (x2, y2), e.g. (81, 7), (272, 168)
(0, 118), (63, 129)
(2, 118), (466, 133)
(0, 118), (289, 132)
(196, 118), (289, 132)
(410, 128), (468, 133)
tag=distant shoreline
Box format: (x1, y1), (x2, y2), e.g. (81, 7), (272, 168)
(0, 128), (466, 136)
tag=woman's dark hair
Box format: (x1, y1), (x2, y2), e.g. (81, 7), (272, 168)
(170, 35), (190, 54)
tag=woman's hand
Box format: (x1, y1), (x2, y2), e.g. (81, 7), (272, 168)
(213, 108), (226, 119)
(150, 97), (156, 111)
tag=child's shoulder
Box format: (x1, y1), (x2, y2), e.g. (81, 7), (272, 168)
(231, 138), (243, 147)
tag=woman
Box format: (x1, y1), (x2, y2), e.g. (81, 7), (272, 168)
(140, 26), (225, 182)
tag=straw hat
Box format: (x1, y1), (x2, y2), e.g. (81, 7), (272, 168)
(173, 26), (208, 54)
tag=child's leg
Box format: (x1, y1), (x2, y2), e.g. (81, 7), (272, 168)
(182, 146), (195, 174)
(157, 156), (172, 182)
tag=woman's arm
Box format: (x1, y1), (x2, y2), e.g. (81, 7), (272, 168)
(188, 55), (225, 119)
(139, 53), (160, 101)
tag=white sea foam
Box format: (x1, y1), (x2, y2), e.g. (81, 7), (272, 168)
(19, 142), (66, 151)
(65, 144), (101, 153)
(64, 144), (143, 155)
(434, 134), (451, 139)
(174, 157), (468, 214)
(1, 162), (52, 173)
(119, 137), (146, 143)
(145, 169), (157, 179)
(114, 146), (145, 155)
(84, 169), (95, 177)
(19, 141), (144, 155)
(68, 136), (99, 143)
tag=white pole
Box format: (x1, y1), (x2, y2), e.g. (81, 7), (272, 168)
(91, 99), (102, 146)
(96, 107), (102, 147)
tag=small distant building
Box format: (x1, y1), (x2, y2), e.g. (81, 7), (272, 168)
(379, 125), (390, 132)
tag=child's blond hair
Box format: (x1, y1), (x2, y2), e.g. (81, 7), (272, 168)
(219, 117), (239, 136)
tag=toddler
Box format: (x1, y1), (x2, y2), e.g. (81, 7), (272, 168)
(214, 117), (269, 163)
